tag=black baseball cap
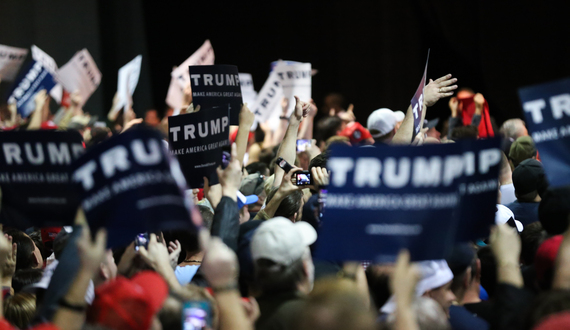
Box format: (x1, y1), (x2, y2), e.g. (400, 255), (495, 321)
(512, 159), (546, 196)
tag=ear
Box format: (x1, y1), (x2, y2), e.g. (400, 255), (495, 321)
(31, 252), (41, 268)
(475, 259), (482, 281)
(291, 213), (298, 223)
(100, 264), (109, 281)
(422, 290), (432, 298)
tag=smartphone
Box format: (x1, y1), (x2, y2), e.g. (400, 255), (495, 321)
(221, 150), (231, 169)
(295, 171), (313, 186)
(135, 233), (149, 251)
(182, 301), (212, 330)
(296, 139), (311, 153)
(275, 157), (293, 173)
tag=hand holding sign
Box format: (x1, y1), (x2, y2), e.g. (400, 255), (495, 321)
(217, 143), (242, 199)
(424, 74), (458, 107)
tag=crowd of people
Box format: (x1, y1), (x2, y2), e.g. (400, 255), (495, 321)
(0, 50), (570, 330)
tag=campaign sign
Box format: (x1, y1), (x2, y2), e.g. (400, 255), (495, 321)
(453, 138), (502, 242)
(0, 130), (84, 229)
(168, 106), (230, 189)
(239, 73), (258, 109)
(7, 60), (57, 118)
(274, 61), (312, 115)
(189, 65), (242, 125)
(57, 49), (102, 107)
(0, 44), (28, 82)
(251, 71), (283, 128)
(316, 139), (502, 262)
(411, 50), (430, 138)
(519, 77), (570, 187)
(71, 127), (195, 248)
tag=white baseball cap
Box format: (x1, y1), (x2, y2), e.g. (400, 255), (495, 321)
(367, 108), (397, 138)
(495, 204), (523, 232)
(393, 110), (405, 122)
(251, 217), (317, 266)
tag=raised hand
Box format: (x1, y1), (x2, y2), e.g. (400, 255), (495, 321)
(448, 96), (459, 117)
(216, 143), (242, 199)
(201, 237), (239, 288)
(310, 167), (330, 187)
(168, 240), (182, 270)
(474, 93), (485, 115)
(424, 74), (458, 107)
(239, 103), (255, 128)
(76, 210), (108, 274)
(292, 96), (311, 123)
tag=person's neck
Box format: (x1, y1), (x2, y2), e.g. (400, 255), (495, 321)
(462, 282), (481, 305)
(181, 251), (204, 265)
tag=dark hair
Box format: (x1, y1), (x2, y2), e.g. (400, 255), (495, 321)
(365, 266), (392, 309)
(86, 127), (111, 149)
(539, 186), (570, 236)
(520, 222), (547, 265)
(5, 229), (37, 271)
(53, 229), (72, 260)
(309, 151), (329, 171)
(197, 205), (214, 230)
(245, 162), (269, 176)
(477, 246), (497, 298)
(450, 256), (478, 296)
(450, 126), (479, 141)
(259, 146), (280, 168)
(12, 268), (44, 293)
(316, 116), (342, 146)
(255, 258), (306, 294)
(528, 290), (570, 330)
(28, 231), (49, 260)
(266, 187), (304, 220)
(254, 126), (265, 144)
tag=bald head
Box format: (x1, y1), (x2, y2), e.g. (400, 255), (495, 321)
(500, 119), (528, 140)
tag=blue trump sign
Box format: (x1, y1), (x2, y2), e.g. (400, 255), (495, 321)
(7, 60), (57, 118)
(519, 77), (570, 188)
(316, 138), (501, 262)
(71, 126), (197, 248)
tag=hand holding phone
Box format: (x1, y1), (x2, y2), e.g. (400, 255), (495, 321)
(275, 157), (293, 174)
(135, 233), (149, 251)
(183, 301), (212, 330)
(294, 171), (313, 186)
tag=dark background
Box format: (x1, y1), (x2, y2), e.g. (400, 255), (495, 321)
(1, 0), (569, 126)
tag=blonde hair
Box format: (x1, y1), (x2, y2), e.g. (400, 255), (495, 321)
(3, 293), (36, 329)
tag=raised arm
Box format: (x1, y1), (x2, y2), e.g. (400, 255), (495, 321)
(298, 99), (317, 140)
(273, 96), (310, 187)
(27, 90), (48, 130)
(235, 104), (255, 168)
(393, 74), (457, 145)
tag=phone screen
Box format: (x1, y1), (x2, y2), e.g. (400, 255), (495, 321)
(221, 150), (231, 169)
(135, 233), (149, 251)
(182, 301), (212, 330)
(296, 172), (312, 186)
(318, 189), (327, 216)
(296, 139), (311, 153)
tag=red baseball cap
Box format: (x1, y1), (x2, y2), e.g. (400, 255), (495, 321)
(87, 271), (168, 330)
(533, 312), (570, 329)
(339, 122), (372, 144)
(535, 235), (563, 286)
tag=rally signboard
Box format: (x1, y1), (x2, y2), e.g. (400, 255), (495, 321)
(519, 77), (570, 187)
(411, 50), (430, 138)
(0, 130), (84, 228)
(316, 138), (502, 262)
(168, 106), (231, 188)
(189, 65), (242, 125)
(7, 61), (57, 117)
(71, 127), (196, 247)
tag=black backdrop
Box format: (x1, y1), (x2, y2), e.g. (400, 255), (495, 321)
(2, 0), (569, 126)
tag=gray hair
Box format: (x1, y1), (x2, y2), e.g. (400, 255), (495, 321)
(500, 119), (526, 139)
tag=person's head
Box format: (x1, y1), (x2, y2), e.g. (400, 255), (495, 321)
(252, 217), (317, 295)
(3, 292), (36, 329)
(12, 268), (44, 293)
(323, 93), (345, 115)
(500, 118), (528, 140)
(338, 122), (373, 146)
(528, 290), (570, 329)
(446, 244), (478, 303)
(309, 150), (329, 171)
(144, 109), (160, 127)
(520, 222), (547, 266)
(509, 136), (537, 169)
(87, 271), (169, 330)
(240, 173), (267, 214)
(245, 162), (269, 177)
(266, 187), (304, 222)
(539, 186), (570, 236)
(512, 159), (547, 202)
(5, 229), (44, 270)
(197, 204), (214, 230)
(386, 297), (451, 330)
(316, 116), (343, 150)
(418, 261), (456, 317)
(367, 108), (397, 143)
(535, 235), (563, 291)
(325, 136), (351, 149)
(450, 126), (479, 141)
(298, 278), (377, 330)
